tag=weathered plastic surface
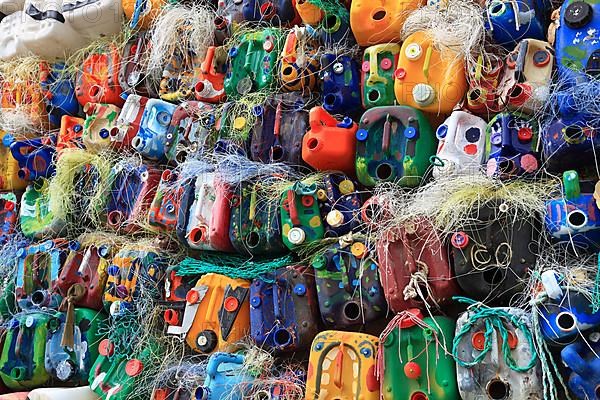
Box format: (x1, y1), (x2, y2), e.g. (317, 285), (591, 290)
(302, 107), (357, 175)
(75, 46), (125, 108)
(361, 44), (400, 109)
(452, 204), (539, 304)
(317, 174), (362, 237)
(485, 112), (540, 178)
(229, 180), (286, 256)
(455, 307), (542, 400)
(295, 0), (323, 25)
(484, 0), (551, 47)
(19, 179), (65, 239)
(89, 341), (155, 400)
(465, 54), (504, 116)
(214, 1), (244, 45)
(377, 219), (460, 312)
(162, 265), (197, 327)
(82, 103), (121, 152)
(350, 0), (422, 46)
(379, 310), (458, 400)
(562, 339), (600, 400)
(224, 28), (283, 99)
(106, 161), (161, 233)
(0, 192), (18, 242)
(241, 0), (299, 24)
(249, 93), (308, 167)
(542, 119), (600, 173)
(15, 239), (67, 311)
(315, 13), (355, 47)
(40, 63), (80, 128)
(355, 106), (436, 187)
(279, 27), (320, 92)
(111, 94), (147, 149)
(250, 265), (320, 352)
(395, 31), (467, 114)
(280, 181), (324, 250)
(545, 170), (600, 249)
(0, 312), (51, 390)
(194, 46), (227, 103)
(118, 32), (159, 98)
(122, 0), (166, 29)
(176, 172), (234, 252)
(305, 330), (380, 400)
(131, 98), (177, 161)
(320, 54), (361, 115)
(148, 170), (184, 233)
(103, 249), (167, 313)
(498, 39), (553, 114)
(0, 0), (24, 17)
(60, 0), (123, 41)
(56, 116), (85, 153)
(166, 273), (250, 355)
(27, 386), (101, 400)
(311, 235), (386, 328)
(159, 50), (202, 103)
(432, 110), (487, 178)
(193, 353), (252, 400)
(55, 240), (112, 311)
(0, 135), (28, 191)
(44, 308), (106, 385)
(164, 101), (215, 162)
(0, 80), (48, 129)
(9, 135), (56, 181)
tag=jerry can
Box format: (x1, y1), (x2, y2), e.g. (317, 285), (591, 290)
(166, 273), (250, 355)
(81, 103), (121, 152)
(454, 306), (541, 400)
(465, 54), (504, 116)
(302, 107), (357, 175)
(60, 0), (123, 41)
(103, 249), (167, 314)
(27, 387), (100, 400)
(432, 110), (487, 178)
(106, 161), (161, 233)
(361, 44), (400, 109)
(452, 203), (539, 304)
(89, 341), (156, 400)
(0, 79), (47, 130)
(280, 181), (324, 250)
(394, 31), (467, 114)
(19, 179), (65, 239)
(545, 170), (600, 249)
(214, 1), (244, 45)
(295, 0), (324, 25)
(39, 63), (80, 128)
(314, 12), (355, 47)
(159, 49), (203, 104)
(541, 120), (600, 173)
(131, 99), (177, 161)
(305, 330), (380, 400)
(176, 172), (234, 252)
(44, 308), (106, 385)
(241, 0), (299, 24)
(0, 134), (28, 191)
(485, 112), (540, 178)
(0, 312), (51, 390)
(56, 116), (85, 153)
(320, 53), (361, 115)
(193, 352), (253, 400)
(229, 180), (287, 255)
(110, 94), (147, 149)
(0, 192), (18, 242)
(350, 0), (422, 46)
(122, 0), (166, 29)
(249, 93), (309, 167)
(224, 28), (283, 99)
(311, 235), (387, 328)
(162, 265), (198, 327)
(8, 135), (56, 181)
(148, 170), (184, 233)
(485, 0), (551, 47)
(119, 32), (160, 98)
(164, 101), (215, 162)
(561, 338), (600, 400)
(194, 46), (227, 103)
(355, 105), (436, 187)
(317, 174), (362, 237)
(379, 309), (459, 400)
(498, 39), (553, 114)
(55, 239), (113, 311)
(279, 27), (320, 93)
(75, 45), (125, 108)
(15, 239), (68, 311)
(250, 265), (320, 352)
(377, 219), (459, 312)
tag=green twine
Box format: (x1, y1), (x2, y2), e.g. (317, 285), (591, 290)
(452, 297), (538, 373)
(307, 0), (350, 23)
(593, 253), (600, 312)
(175, 254), (294, 280)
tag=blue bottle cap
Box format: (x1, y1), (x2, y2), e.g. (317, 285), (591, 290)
(356, 129), (368, 141)
(99, 128), (110, 139)
(337, 117), (354, 129)
(436, 125), (448, 139)
(293, 283), (307, 296)
(404, 126), (417, 139)
(2, 133), (14, 147)
(250, 296), (261, 308)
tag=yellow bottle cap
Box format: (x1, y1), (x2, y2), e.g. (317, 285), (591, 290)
(339, 179), (355, 195)
(233, 117), (246, 130)
(351, 242), (366, 258)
